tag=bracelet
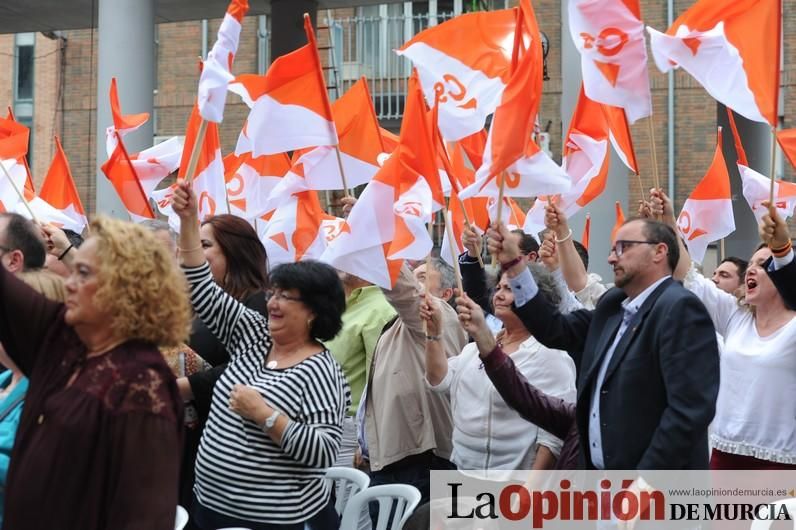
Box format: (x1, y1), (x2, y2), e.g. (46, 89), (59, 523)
(425, 335), (441, 341)
(178, 244), (203, 253)
(554, 228), (573, 244)
(771, 240), (793, 258)
(500, 256), (523, 272)
(57, 244), (73, 261)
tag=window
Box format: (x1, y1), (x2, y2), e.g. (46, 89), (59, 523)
(13, 33), (35, 167)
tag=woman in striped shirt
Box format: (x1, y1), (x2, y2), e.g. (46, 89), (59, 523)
(172, 181), (351, 530)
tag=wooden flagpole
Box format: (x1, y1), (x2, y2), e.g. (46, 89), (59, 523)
(444, 208), (465, 294)
(492, 172), (507, 266)
(333, 145), (352, 197)
(769, 128), (777, 205)
(646, 114), (661, 191)
(0, 160), (37, 222)
(184, 119), (208, 183)
(720, 237), (726, 261)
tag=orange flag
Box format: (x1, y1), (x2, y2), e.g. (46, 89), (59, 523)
(37, 137), (88, 231)
(777, 128), (796, 171)
(101, 133), (155, 221)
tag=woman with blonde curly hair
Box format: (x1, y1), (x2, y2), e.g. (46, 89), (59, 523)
(0, 216), (192, 530)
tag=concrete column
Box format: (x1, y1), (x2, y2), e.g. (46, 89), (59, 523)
(560, 0), (628, 281)
(717, 104), (771, 260)
(95, 0), (155, 217)
(270, 0), (318, 60)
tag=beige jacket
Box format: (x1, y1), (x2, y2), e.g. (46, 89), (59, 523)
(363, 265), (467, 471)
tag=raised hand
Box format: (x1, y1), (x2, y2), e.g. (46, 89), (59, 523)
(539, 232), (559, 272)
(172, 179), (198, 220)
(760, 200), (792, 250)
(649, 188), (676, 228)
(544, 201), (570, 241)
(486, 222), (521, 266)
(461, 225), (483, 259)
(419, 294), (443, 338)
(340, 195), (357, 218)
(40, 223), (71, 257)
(455, 293), (496, 357)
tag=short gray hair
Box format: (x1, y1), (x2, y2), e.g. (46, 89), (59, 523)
(429, 257), (457, 291)
(140, 219), (177, 243)
(527, 262), (561, 308)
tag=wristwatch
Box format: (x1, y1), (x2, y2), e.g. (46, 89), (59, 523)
(262, 410), (281, 432)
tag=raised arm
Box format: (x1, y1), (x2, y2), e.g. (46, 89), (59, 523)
(487, 222), (593, 358)
(545, 203), (589, 293)
(456, 294), (575, 441)
(0, 264), (62, 376)
(381, 263), (425, 334)
(420, 294), (452, 387)
(761, 201), (796, 309)
(459, 225), (492, 314)
(172, 180), (268, 355)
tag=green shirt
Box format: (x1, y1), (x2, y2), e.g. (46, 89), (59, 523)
(323, 285), (397, 416)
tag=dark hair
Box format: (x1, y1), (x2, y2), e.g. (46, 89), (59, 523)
(62, 229), (84, 249)
(202, 214), (269, 301)
(0, 213), (45, 270)
(572, 240), (589, 270)
(269, 260), (346, 342)
(719, 256), (748, 279)
(629, 218), (680, 272)
(511, 229), (540, 256)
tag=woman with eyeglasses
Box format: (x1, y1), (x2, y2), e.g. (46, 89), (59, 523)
(650, 190), (796, 470)
(172, 180), (350, 530)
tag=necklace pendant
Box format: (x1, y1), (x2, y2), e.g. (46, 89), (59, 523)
(266, 360), (278, 370)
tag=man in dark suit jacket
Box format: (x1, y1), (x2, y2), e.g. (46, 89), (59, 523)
(486, 218), (719, 470)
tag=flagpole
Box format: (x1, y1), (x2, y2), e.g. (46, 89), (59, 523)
(720, 237), (726, 261)
(333, 145), (352, 196)
(444, 208), (464, 294)
(0, 160), (37, 222)
(185, 119), (208, 183)
(646, 114), (661, 191)
(492, 172), (506, 266)
(769, 127), (777, 204)
(423, 217), (435, 336)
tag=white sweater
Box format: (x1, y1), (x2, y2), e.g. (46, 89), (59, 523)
(428, 337), (576, 471)
(684, 268), (796, 463)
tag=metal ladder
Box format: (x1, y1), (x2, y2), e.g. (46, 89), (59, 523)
(315, 9), (342, 102)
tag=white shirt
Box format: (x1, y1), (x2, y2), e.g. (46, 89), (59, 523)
(684, 254), (796, 463)
(428, 337), (576, 472)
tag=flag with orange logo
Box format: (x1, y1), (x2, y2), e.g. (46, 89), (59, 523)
(396, 7), (517, 141)
(676, 128), (735, 263)
(648, 0), (781, 125)
(569, 0), (651, 124)
(230, 15), (337, 156)
(224, 150), (290, 219)
(321, 74), (439, 288)
(198, 0), (248, 122)
(0, 114), (31, 213)
(129, 136), (184, 198)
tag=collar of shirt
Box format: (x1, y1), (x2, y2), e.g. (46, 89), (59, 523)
(346, 285), (381, 307)
(621, 275), (671, 317)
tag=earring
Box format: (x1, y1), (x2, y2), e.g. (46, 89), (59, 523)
(307, 318), (313, 328)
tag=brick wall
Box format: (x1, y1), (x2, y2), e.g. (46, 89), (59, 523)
(2, 0), (795, 232)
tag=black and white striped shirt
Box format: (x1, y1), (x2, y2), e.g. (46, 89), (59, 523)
(184, 263), (351, 524)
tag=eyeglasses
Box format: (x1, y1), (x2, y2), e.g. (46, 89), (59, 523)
(610, 240), (659, 257)
(267, 289), (303, 303)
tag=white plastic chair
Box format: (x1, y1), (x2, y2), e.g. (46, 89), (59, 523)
(325, 466), (371, 516)
(174, 505), (189, 530)
(341, 484), (421, 530)
(750, 497), (796, 529)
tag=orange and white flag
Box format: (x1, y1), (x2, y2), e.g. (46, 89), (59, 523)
(739, 164), (796, 223)
(105, 77), (150, 157)
(648, 0), (781, 125)
(0, 114), (31, 213)
(2, 109), (35, 201)
(198, 0), (249, 122)
(676, 128), (735, 263)
(127, 137), (184, 200)
(153, 105), (228, 226)
(101, 134), (155, 222)
(777, 128), (796, 170)
(224, 150), (290, 219)
(569, 0), (651, 124)
(286, 77), (385, 191)
(230, 15), (336, 156)
(524, 87), (610, 235)
(30, 137), (88, 232)
(581, 213), (591, 250)
(321, 74), (438, 288)
(396, 7), (517, 141)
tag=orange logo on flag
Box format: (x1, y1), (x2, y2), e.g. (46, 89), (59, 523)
(227, 172), (245, 196)
(199, 192), (217, 217)
(394, 201), (424, 217)
(677, 211), (708, 241)
(433, 74), (477, 110)
(580, 27), (630, 57)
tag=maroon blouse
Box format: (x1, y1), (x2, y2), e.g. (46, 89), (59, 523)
(0, 265), (183, 530)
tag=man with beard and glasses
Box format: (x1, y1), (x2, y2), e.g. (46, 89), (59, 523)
(484, 218), (719, 470)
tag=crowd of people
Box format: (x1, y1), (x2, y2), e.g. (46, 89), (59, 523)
(0, 179), (790, 529)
